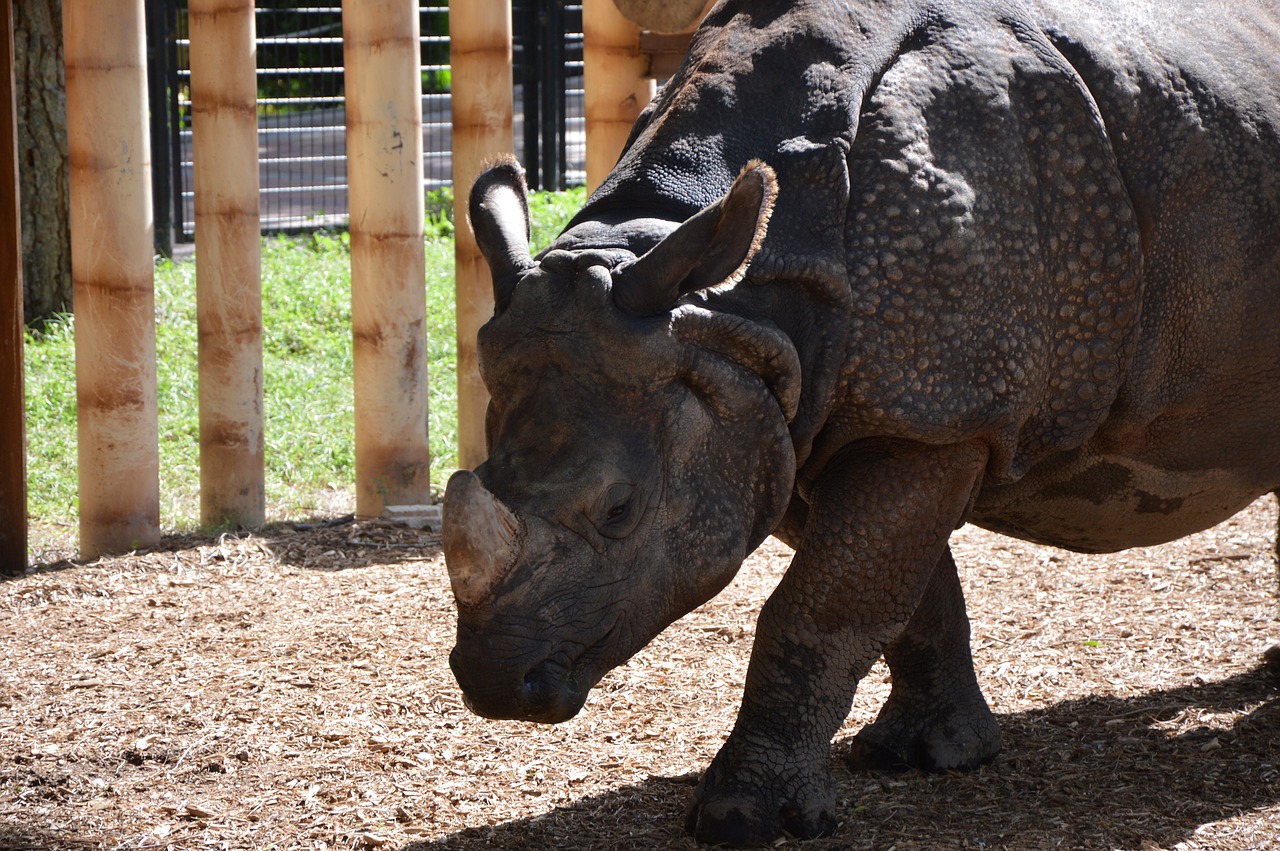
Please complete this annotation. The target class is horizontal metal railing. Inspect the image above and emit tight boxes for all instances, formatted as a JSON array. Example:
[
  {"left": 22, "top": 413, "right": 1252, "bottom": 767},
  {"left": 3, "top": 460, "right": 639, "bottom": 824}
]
[{"left": 154, "top": 2, "right": 585, "bottom": 241}]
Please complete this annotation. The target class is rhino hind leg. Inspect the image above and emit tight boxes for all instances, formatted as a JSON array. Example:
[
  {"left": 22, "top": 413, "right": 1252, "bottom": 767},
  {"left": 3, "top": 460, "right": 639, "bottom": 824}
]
[{"left": 845, "top": 546, "right": 1002, "bottom": 772}]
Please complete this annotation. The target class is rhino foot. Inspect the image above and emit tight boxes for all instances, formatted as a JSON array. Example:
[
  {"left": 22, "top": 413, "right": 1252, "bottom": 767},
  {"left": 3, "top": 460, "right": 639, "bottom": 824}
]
[
  {"left": 685, "top": 740, "right": 837, "bottom": 847},
  {"left": 845, "top": 546, "right": 1002, "bottom": 773},
  {"left": 1264, "top": 641, "right": 1280, "bottom": 680},
  {"left": 845, "top": 697, "right": 1002, "bottom": 772}
]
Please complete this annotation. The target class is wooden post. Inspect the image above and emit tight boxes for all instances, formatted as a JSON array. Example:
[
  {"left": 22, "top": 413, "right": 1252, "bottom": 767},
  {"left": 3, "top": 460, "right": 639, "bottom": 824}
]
[
  {"left": 611, "top": 0, "right": 714, "bottom": 34},
  {"left": 64, "top": 0, "right": 160, "bottom": 559},
  {"left": 450, "top": 0, "right": 513, "bottom": 471},
  {"left": 1, "top": 0, "right": 25, "bottom": 574},
  {"left": 344, "top": 0, "right": 429, "bottom": 517},
  {"left": 190, "top": 0, "right": 264, "bottom": 529},
  {"left": 584, "top": 0, "right": 654, "bottom": 191}
]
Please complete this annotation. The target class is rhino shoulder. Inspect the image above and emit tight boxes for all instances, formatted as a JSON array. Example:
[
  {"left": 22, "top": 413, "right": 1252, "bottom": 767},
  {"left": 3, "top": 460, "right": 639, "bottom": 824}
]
[{"left": 826, "top": 7, "right": 1144, "bottom": 481}]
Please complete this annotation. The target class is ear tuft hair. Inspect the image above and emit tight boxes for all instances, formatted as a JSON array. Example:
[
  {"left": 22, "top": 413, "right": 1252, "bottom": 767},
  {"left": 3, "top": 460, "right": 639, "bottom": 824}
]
[{"left": 612, "top": 160, "right": 779, "bottom": 317}]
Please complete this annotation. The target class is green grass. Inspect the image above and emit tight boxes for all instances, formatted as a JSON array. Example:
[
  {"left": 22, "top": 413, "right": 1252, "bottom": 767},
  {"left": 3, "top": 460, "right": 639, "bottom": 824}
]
[{"left": 23, "top": 187, "right": 586, "bottom": 547}]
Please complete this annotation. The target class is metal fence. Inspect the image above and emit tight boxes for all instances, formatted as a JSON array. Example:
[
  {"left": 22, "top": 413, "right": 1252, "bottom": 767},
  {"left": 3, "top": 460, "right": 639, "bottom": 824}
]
[
  {"left": 146, "top": 1, "right": 585, "bottom": 251},
  {"left": 513, "top": 0, "right": 585, "bottom": 192}
]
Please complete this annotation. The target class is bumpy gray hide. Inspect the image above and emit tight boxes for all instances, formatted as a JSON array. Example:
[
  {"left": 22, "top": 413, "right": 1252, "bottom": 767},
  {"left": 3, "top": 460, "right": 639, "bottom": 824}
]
[{"left": 444, "top": 0, "right": 1280, "bottom": 845}]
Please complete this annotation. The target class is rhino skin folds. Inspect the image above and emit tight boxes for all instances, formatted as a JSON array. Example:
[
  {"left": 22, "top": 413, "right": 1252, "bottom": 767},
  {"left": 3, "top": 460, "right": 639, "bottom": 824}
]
[{"left": 444, "top": 0, "right": 1280, "bottom": 845}]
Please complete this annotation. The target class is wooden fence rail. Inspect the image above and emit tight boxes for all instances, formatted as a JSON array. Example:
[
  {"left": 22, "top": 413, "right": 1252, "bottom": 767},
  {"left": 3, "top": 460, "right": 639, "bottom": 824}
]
[
  {"left": 2, "top": 0, "right": 709, "bottom": 567},
  {"left": 450, "top": 0, "right": 514, "bottom": 471},
  {"left": 190, "top": 0, "right": 265, "bottom": 529},
  {"left": 65, "top": 0, "right": 161, "bottom": 560},
  {"left": 345, "top": 0, "right": 431, "bottom": 517},
  {"left": 1, "top": 0, "right": 25, "bottom": 575}
]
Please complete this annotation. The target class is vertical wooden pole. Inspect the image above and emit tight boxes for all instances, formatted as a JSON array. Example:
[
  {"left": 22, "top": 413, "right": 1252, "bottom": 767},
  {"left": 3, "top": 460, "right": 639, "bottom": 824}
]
[
  {"left": 64, "top": 0, "right": 160, "bottom": 559},
  {"left": 344, "top": 0, "right": 429, "bottom": 517},
  {"left": 0, "top": 0, "right": 25, "bottom": 574},
  {"left": 450, "top": 0, "right": 512, "bottom": 471},
  {"left": 583, "top": 0, "right": 654, "bottom": 192},
  {"left": 190, "top": 0, "right": 264, "bottom": 529}
]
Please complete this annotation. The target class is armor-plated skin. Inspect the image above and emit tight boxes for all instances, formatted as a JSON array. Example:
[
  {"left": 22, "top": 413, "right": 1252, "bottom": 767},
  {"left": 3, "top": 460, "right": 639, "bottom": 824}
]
[{"left": 442, "top": 0, "right": 1280, "bottom": 845}]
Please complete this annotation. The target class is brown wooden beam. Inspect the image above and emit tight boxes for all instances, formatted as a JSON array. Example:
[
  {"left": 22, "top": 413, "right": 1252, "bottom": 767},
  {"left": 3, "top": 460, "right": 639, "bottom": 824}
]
[
  {"left": 638, "top": 30, "right": 696, "bottom": 80},
  {"left": 190, "top": 0, "right": 265, "bottom": 529},
  {"left": 0, "top": 0, "right": 26, "bottom": 574},
  {"left": 345, "top": 0, "right": 430, "bottom": 514},
  {"left": 451, "top": 0, "right": 513, "bottom": 471},
  {"left": 584, "top": 0, "right": 655, "bottom": 191},
  {"left": 65, "top": 0, "right": 160, "bottom": 559}
]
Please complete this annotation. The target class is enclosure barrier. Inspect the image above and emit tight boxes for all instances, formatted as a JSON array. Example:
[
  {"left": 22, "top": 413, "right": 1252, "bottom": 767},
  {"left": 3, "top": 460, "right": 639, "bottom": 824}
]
[
  {"left": 345, "top": 0, "right": 431, "bottom": 516},
  {"left": 1, "top": 0, "right": 25, "bottom": 575},
  {"left": 450, "top": 0, "right": 514, "bottom": 471},
  {"left": 1, "top": 0, "right": 713, "bottom": 567},
  {"left": 51, "top": 0, "right": 434, "bottom": 561},
  {"left": 582, "top": 0, "right": 654, "bottom": 191},
  {"left": 190, "top": 0, "right": 265, "bottom": 530},
  {"left": 65, "top": 0, "right": 162, "bottom": 560}
]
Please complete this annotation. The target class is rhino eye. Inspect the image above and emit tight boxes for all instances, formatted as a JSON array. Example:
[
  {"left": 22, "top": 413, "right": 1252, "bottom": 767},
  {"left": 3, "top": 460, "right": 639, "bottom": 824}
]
[{"left": 594, "top": 482, "right": 638, "bottom": 538}]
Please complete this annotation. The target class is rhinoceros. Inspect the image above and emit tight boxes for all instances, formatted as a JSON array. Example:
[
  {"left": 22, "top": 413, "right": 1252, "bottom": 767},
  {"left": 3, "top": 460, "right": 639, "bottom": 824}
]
[{"left": 441, "top": 0, "right": 1280, "bottom": 844}]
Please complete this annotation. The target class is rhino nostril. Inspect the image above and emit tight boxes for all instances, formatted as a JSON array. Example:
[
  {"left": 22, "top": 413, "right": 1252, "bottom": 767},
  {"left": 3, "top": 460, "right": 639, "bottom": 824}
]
[
  {"left": 522, "top": 661, "right": 553, "bottom": 701},
  {"left": 522, "top": 658, "right": 571, "bottom": 713}
]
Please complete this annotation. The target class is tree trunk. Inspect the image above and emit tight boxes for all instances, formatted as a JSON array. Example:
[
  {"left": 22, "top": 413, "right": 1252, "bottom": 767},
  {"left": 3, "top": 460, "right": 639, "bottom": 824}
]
[{"left": 14, "top": 0, "right": 71, "bottom": 322}]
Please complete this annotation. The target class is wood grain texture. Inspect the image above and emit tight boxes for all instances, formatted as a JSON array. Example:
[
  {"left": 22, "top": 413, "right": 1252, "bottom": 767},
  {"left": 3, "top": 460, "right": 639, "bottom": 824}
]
[
  {"left": 190, "top": 0, "right": 264, "bottom": 529},
  {"left": 64, "top": 0, "right": 159, "bottom": 558},
  {"left": 450, "top": 0, "right": 513, "bottom": 470},
  {"left": 344, "top": 0, "right": 429, "bottom": 516},
  {"left": 584, "top": 0, "right": 654, "bottom": 191},
  {"left": 1, "top": 0, "right": 27, "bottom": 573}
]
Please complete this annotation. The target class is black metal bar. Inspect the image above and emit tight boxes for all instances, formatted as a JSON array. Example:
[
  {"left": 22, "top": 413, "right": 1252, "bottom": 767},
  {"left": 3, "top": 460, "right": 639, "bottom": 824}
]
[
  {"left": 540, "top": 0, "right": 564, "bottom": 189},
  {"left": 519, "top": 0, "right": 542, "bottom": 188},
  {"left": 564, "top": 3, "right": 584, "bottom": 185},
  {"left": 167, "top": 0, "right": 187, "bottom": 242},
  {"left": 145, "top": 0, "right": 173, "bottom": 257}
]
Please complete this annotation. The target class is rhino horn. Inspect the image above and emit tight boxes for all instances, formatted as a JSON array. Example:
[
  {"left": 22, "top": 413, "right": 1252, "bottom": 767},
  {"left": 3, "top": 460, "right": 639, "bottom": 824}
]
[
  {"left": 442, "top": 470, "right": 526, "bottom": 607},
  {"left": 612, "top": 160, "right": 777, "bottom": 317},
  {"left": 469, "top": 156, "right": 535, "bottom": 314}
]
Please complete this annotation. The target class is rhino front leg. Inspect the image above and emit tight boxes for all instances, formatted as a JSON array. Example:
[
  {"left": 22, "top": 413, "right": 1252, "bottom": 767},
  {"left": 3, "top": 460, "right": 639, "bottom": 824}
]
[
  {"left": 686, "top": 439, "right": 988, "bottom": 847},
  {"left": 845, "top": 545, "right": 1001, "bottom": 771}
]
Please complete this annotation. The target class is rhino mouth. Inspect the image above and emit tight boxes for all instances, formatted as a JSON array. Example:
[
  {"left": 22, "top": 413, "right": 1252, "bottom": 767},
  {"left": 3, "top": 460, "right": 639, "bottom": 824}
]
[{"left": 450, "top": 621, "right": 621, "bottom": 724}]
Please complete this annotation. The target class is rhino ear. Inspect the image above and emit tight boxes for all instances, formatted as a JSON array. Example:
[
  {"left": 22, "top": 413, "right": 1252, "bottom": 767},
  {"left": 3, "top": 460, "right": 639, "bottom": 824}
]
[
  {"left": 469, "top": 156, "right": 535, "bottom": 314},
  {"left": 612, "top": 161, "right": 777, "bottom": 317}
]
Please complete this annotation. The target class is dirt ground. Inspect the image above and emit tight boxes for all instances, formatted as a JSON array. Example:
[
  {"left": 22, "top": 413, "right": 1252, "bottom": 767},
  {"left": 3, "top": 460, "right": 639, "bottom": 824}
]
[{"left": 1, "top": 496, "right": 1277, "bottom": 851}]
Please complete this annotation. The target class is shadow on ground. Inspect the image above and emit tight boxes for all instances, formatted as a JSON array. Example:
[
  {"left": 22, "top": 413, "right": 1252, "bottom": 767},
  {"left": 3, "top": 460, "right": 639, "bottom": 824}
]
[
  {"left": 407, "top": 668, "right": 1280, "bottom": 850},
  {"left": 13, "top": 515, "right": 442, "bottom": 579}
]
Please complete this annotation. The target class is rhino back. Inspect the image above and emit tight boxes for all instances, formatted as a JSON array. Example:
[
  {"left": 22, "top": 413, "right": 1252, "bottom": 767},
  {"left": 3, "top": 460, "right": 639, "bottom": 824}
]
[
  {"left": 1031, "top": 0, "right": 1280, "bottom": 466},
  {"left": 963, "top": 0, "right": 1280, "bottom": 548},
  {"left": 562, "top": 0, "right": 1280, "bottom": 546},
  {"left": 812, "top": 4, "right": 1154, "bottom": 483},
  {"left": 580, "top": 0, "right": 895, "bottom": 220}
]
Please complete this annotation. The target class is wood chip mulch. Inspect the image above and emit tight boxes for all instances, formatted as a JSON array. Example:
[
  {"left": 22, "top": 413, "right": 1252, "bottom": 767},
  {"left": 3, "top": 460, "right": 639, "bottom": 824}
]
[{"left": 1, "top": 498, "right": 1277, "bottom": 850}]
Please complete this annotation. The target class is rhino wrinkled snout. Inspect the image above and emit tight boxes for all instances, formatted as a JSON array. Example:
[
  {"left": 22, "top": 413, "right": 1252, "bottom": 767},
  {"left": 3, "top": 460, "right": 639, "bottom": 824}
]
[
  {"left": 442, "top": 470, "right": 526, "bottom": 607},
  {"left": 449, "top": 643, "right": 586, "bottom": 724},
  {"left": 520, "top": 658, "right": 584, "bottom": 722}
]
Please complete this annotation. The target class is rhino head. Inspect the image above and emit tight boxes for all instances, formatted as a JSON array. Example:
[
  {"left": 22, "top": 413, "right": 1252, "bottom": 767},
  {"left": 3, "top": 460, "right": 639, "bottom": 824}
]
[{"left": 443, "top": 157, "right": 802, "bottom": 723}]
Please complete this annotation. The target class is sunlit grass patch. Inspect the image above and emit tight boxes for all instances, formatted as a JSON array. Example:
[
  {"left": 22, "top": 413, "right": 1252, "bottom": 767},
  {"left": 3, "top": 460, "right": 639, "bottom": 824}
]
[{"left": 23, "top": 188, "right": 585, "bottom": 550}]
